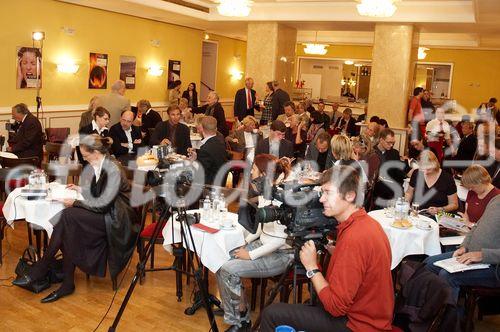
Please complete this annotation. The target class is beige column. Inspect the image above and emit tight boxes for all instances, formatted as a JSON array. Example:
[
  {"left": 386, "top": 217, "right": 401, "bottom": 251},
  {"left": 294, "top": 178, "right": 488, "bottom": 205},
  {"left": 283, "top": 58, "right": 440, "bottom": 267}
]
[
  {"left": 246, "top": 22, "right": 297, "bottom": 98},
  {"left": 368, "top": 24, "right": 419, "bottom": 128}
]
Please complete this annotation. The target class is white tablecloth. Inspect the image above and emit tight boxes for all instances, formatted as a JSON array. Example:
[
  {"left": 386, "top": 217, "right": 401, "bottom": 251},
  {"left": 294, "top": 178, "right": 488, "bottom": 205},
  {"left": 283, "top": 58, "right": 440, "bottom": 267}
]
[
  {"left": 162, "top": 209, "right": 246, "bottom": 273},
  {"left": 368, "top": 209, "right": 442, "bottom": 270},
  {"left": 403, "top": 178, "right": 468, "bottom": 201},
  {"left": 2, "top": 183, "right": 83, "bottom": 237}
]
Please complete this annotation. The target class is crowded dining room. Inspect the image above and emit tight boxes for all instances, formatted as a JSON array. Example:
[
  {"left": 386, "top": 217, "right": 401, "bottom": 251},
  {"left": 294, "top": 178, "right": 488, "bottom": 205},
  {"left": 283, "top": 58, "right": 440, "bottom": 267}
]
[{"left": 1, "top": 0, "right": 500, "bottom": 331}]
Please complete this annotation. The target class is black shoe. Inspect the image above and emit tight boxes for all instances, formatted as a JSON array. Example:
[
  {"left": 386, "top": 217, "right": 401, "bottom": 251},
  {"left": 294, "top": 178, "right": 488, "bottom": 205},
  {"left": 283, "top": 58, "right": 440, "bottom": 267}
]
[
  {"left": 41, "top": 287, "right": 75, "bottom": 303},
  {"left": 224, "top": 321, "right": 251, "bottom": 332}
]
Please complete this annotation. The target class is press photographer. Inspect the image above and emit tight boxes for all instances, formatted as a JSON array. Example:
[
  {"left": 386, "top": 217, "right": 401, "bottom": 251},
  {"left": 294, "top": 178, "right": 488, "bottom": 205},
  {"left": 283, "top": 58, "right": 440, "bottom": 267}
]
[
  {"left": 216, "top": 154, "right": 294, "bottom": 332},
  {"left": 261, "top": 165, "right": 394, "bottom": 332}
]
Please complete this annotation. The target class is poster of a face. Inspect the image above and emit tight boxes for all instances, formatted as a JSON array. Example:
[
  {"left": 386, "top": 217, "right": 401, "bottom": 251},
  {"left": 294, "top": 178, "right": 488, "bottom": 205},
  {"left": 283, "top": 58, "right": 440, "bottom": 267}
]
[
  {"left": 120, "top": 56, "right": 136, "bottom": 89},
  {"left": 168, "top": 60, "right": 181, "bottom": 89},
  {"left": 89, "top": 53, "right": 108, "bottom": 89},
  {"left": 16, "top": 47, "right": 42, "bottom": 89}
]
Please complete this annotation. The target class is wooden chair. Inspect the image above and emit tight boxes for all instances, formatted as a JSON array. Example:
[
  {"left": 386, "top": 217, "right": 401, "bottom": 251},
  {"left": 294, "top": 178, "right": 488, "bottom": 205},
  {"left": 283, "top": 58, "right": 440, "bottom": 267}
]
[
  {"left": 225, "top": 141, "right": 247, "bottom": 188},
  {"left": 43, "top": 162, "right": 82, "bottom": 185},
  {"left": 464, "top": 286, "right": 500, "bottom": 332},
  {"left": 45, "top": 128, "right": 70, "bottom": 144},
  {"left": 45, "top": 142, "right": 74, "bottom": 162}
]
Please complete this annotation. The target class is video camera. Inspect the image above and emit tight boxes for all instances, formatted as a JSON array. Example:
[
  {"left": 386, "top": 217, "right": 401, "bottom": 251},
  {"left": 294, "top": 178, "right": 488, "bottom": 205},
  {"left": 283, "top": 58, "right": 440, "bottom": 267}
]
[{"left": 240, "top": 182, "right": 336, "bottom": 251}]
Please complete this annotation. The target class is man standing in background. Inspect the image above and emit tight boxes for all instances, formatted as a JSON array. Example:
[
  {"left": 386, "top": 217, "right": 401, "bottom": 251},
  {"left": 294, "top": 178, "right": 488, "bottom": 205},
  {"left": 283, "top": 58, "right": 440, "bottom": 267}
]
[
  {"left": 234, "top": 77, "right": 259, "bottom": 121},
  {"left": 95, "top": 80, "right": 131, "bottom": 125},
  {"left": 271, "top": 80, "right": 290, "bottom": 120}
]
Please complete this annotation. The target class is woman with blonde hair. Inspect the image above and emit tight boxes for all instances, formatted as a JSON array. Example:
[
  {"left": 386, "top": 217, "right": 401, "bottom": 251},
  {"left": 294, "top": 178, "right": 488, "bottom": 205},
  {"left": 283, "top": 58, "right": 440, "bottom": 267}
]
[
  {"left": 331, "top": 135, "right": 368, "bottom": 182},
  {"left": 460, "top": 164, "right": 499, "bottom": 225},
  {"left": 405, "top": 150, "right": 458, "bottom": 215}
]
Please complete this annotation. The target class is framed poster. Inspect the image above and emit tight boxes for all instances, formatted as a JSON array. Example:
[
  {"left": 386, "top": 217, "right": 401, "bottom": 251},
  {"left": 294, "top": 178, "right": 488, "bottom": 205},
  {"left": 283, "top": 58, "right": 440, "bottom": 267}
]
[
  {"left": 89, "top": 52, "right": 108, "bottom": 89},
  {"left": 16, "top": 46, "right": 42, "bottom": 89},
  {"left": 120, "top": 55, "right": 136, "bottom": 89},
  {"left": 167, "top": 60, "right": 181, "bottom": 89}
]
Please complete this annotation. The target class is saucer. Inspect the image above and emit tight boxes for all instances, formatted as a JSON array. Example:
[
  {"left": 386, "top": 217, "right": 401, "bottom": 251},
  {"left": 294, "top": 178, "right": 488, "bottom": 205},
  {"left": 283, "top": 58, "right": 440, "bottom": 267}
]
[
  {"left": 220, "top": 224, "right": 235, "bottom": 230},
  {"left": 416, "top": 224, "right": 432, "bottom": 231}
]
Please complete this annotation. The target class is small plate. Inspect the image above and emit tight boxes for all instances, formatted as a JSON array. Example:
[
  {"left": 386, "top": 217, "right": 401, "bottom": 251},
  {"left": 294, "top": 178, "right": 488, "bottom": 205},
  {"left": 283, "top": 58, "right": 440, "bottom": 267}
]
[{"left": 391, "top": 221, "right": 413, "bottom": 229}]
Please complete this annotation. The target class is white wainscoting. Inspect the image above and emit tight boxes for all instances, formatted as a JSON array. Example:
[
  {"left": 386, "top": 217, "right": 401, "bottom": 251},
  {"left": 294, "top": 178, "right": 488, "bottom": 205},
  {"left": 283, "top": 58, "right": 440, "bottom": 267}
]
[{"left": 0, "top": 99, "right": 236, "bottom": 143}]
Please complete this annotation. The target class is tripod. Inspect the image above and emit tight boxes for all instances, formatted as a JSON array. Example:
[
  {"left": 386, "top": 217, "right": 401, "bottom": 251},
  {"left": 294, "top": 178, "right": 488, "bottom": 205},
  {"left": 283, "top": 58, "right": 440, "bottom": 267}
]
[
  {"left": 251, "top": 247, "right": 320, "bottom": 331},
  {"left": 108, "top": 196, "right": 219, "bottom": 332}
]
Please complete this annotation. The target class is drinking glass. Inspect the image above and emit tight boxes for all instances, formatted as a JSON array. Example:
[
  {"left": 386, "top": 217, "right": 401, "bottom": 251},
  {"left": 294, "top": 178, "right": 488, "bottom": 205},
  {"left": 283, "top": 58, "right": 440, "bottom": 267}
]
[{"left": 411, "top": 203, "right": 420, "bottom": 218}]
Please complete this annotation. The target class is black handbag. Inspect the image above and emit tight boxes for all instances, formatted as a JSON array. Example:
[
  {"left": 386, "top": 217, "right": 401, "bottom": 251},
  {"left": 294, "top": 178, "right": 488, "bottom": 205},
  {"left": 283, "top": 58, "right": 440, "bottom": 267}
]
[{"left": 14, "top": 246, "right": 50, "bottom": 293}]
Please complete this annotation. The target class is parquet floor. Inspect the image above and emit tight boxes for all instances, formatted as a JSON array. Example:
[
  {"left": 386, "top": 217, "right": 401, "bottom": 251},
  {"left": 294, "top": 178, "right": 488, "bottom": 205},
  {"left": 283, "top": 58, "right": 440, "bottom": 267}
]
[{"left": 1, "top": 220, "right": 499, "bottom": 332}]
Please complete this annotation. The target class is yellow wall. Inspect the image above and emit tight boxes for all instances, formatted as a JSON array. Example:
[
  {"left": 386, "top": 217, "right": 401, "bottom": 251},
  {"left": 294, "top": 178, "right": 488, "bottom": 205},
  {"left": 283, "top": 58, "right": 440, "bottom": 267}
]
[
  {"left": 0, "top": 0, "right": 246, "bottom": 109},
  {"left": 297, "top": 44, "right": 500, "bottom": 112}
]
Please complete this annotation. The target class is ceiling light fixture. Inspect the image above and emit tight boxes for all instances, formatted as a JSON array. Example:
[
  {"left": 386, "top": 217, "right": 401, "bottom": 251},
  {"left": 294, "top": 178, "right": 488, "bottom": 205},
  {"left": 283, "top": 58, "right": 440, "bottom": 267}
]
[
  {"left": 303, "top": 32, "right": 329, "bottom": 55},
  {"left": 354, "top": 63, "right": 363, "bottom": 67},
  {"left": 418, "top": 47, "right": 430, "bottom": 60},
  {"left": 217, "top": 0, "right": 252, "bottom": 17},
  {"left": 344, "top": 60, "right": 354, "bottom": 65},
  {"left": 357, "top": 0, "right": 398, "bottom": 18}
]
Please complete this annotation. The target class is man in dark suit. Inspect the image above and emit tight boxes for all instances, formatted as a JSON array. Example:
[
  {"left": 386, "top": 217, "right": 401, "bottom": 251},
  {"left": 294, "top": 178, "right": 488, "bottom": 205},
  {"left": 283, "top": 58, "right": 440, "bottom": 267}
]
[
  {"left": 188, "top": 116, "right": 228, "bottom": 186},
  {"left": 137, "top": 99, "right": 162, "bottom": 146},
  {"left": 454, "top": 122, "right": 477, "bottom": 161},
  {"left": 193, "top": 91, "right": 229, "bottom": 137},
  {"left": 150, "top": 106, "right": 191, "bottom": 155},
  {"left": 271, "top": 81, "right": 290, "bottom": 120},
  {"left": 234, "top": 77, "right": 260, "bottom": 121},
  {"left": 333, "top": 108, "right": 357, "bottom": 137},
  {"left": 373, "top": 128, "right": 406, "bottom": 208},
  {"left": 255, "top": 120, "right": 293, "bottom": 159},
  {"left": 7, "top": 103, "right": 44, "bottom": 161},
  {"left": 109, "top": 110, "right": 143, "bottom": 162},
  {"left": 305, "top": 131, "right": 334, "bottom": 172}
]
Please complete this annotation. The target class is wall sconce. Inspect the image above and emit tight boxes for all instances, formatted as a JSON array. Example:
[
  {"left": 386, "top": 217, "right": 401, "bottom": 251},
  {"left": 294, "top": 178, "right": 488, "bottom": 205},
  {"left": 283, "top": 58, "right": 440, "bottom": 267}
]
[
  {"left": 204, "top": 33, "right": 210, "bottom": 40},
  {"left": 418, "top": 47, "right": 429, "bottom": 60},
  {"left": 57, "top": 62, "right": 79, "bottom": 74},
  {"left": 148, "top": 66, "right": 163, "bottom": 76},
  {"left": 230, "top": 67, "right": 243, "bottom": 81},
  {"left": 32, "top": 31, "right": 45, "bottom": 41}
]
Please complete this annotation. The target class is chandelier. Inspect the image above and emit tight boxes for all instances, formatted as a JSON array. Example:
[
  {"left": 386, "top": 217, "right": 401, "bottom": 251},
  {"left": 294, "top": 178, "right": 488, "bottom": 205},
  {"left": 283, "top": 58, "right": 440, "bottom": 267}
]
[
  {"left": 303, "top": 31, "right": 329, "bottom": 55},
  {"left": 217, "top": 0, "right": 253, "bottom": 17},
  {"left": 357, "top": 0, "right": 399, "bottom": 18},
  {"left": 303, "top": 43, "right": 328, "bottom": 55}
]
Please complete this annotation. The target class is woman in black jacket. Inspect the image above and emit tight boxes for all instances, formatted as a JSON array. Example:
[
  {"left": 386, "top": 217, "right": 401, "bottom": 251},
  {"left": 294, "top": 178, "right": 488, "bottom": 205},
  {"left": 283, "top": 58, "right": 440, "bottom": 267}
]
[
  {"left": 13, "top": 135, "right": 139, "bottom": 303},
  {"left": 181, "top": 82, "right": 198, "bottom": 108}
]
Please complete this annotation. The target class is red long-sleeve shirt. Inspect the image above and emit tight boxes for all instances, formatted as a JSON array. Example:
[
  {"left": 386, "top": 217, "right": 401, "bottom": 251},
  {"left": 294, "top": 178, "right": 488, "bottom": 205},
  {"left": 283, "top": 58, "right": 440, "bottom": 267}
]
[{"left": 318, "top": 209, "right": 394, "bottom": 331}]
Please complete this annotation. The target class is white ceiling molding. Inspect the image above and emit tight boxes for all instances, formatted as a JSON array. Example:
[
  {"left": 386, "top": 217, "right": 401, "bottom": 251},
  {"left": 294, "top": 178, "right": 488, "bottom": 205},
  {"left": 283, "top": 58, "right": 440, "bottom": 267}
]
[{"left": 297, "top": 31, "right": 481, "bottom": 48}]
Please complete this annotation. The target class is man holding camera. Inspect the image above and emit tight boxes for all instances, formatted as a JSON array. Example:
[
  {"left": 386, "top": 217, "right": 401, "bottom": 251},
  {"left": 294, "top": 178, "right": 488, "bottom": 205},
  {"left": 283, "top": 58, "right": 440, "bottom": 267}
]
[{"left": 261, "top": 166, "right": 394, "bottom": 332}]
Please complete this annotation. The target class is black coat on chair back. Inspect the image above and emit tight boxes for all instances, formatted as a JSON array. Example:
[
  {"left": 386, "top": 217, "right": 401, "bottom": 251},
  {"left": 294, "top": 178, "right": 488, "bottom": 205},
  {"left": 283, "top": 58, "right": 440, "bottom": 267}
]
[{"left": 73, "top": 156, "right": 139, "bottom": 279}]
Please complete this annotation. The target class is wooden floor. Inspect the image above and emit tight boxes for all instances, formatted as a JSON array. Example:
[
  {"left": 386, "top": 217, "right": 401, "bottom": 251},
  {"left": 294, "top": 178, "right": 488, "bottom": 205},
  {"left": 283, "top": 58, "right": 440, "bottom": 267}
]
[{"left": 1, "top": 220, "right": 500, "bottom": 332}]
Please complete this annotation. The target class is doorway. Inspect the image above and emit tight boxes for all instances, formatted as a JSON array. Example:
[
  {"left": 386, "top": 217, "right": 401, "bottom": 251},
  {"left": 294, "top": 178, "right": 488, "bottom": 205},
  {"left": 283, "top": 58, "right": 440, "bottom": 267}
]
[{"left": 200, "top": 41, "right": 218, "bottom": 103}]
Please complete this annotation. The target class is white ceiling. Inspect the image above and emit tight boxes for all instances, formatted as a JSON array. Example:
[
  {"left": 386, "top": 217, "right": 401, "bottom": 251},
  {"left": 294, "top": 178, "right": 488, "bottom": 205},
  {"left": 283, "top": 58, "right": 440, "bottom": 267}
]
[{"left": 57, "top": 0, "right": 500, "bottom": 48}]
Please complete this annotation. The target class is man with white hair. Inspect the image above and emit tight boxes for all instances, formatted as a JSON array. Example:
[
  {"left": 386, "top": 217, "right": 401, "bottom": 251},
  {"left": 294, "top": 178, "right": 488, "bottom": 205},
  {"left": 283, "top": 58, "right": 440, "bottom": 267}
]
[
  {"left": 95, "top": 80, "right": 131, "bottom": 125},
  {"left": 193, "top": 90, "right": 229, "bottom": 136},
  {"left": 234, "top": 77, "right": 259, "bottom": 121}
]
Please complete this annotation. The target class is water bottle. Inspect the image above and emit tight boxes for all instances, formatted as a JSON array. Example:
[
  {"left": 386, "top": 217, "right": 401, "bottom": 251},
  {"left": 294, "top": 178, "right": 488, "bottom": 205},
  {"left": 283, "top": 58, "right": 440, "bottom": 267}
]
[
  {"left": 212, "top": 191, "right": 220, "bottom": 222},
  {"left": 202, "top": 195, "right": 211, "bottom": 223}
]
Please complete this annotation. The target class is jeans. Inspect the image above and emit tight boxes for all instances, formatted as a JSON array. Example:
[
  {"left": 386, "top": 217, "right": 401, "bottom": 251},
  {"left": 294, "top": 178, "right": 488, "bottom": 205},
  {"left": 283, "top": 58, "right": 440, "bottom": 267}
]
[
  {"left": 424, "top": 252, "right": 500, "bottom": 303},
  {"left": 261, "top": 303, "right": 350, "bottom": 332},
  {"left": 215, "top": 240, "right": 293, "bottom": 326}
]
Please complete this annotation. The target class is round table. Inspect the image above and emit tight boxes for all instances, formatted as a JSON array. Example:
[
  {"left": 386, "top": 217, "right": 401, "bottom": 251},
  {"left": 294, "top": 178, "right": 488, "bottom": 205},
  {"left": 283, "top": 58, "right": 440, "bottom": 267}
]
[
  {"left": 2, "top": 182, "right": 83, "bottom": 238},
  {"left": 368, "top": 209, "right": 442, "bottom": 270},
  {"left": 162, "top": 209, "right": 246, "bottom": 273}
]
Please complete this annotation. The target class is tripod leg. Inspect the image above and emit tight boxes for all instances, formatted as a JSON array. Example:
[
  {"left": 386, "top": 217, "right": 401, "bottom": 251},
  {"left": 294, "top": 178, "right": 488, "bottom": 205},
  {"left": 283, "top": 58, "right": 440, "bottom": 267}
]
[
  {"left": 173, "top": 245, "right": 184, "bottom": 302},
  {"left": 252, "top": 261, "right": 295, "bottom": 331}
]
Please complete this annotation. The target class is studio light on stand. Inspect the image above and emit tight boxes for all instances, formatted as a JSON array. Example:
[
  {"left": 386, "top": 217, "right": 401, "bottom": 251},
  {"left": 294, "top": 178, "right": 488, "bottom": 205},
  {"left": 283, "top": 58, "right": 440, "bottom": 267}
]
[{"left": 32, "top": 31, "right": 45, "bottom": 119}]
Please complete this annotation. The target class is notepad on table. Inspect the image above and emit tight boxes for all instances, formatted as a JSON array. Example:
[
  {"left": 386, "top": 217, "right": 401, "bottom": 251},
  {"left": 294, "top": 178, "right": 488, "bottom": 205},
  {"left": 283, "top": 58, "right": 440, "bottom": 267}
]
[{"left": 433, "top": 257, "right": 490, "bottom": 273}]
